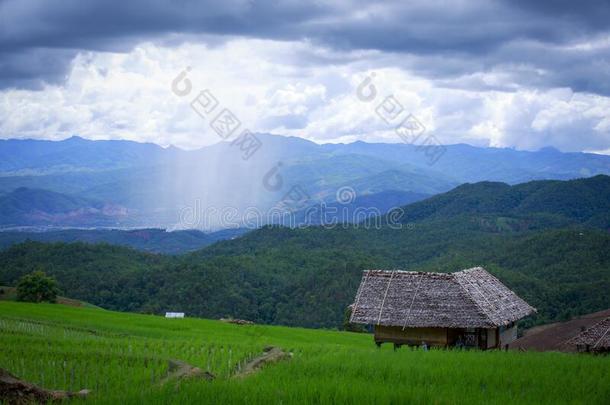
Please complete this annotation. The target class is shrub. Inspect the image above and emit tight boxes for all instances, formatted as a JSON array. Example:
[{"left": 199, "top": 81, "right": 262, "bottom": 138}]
[{"left": 16, "top": 271, "right": 60, "bottom": 303}]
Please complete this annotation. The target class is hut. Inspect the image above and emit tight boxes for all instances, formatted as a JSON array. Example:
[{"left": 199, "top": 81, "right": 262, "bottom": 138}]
[
  {"left": 509, "top": 308, "right": 610, "bottom": 352},
  {"left": 349, "top": 267, "right": 536, "bottom": 349},
  {"left": 562, "top": 317, "right": 610, "bottom": 353},
  {"left": 165, "top": 312, "right": 185, "bottom": 318}
]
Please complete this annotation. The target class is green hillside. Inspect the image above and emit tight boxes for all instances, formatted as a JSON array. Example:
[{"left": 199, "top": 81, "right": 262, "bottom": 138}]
[
  {"left": 0, "top": 176, "right": 609, "bottom": 329},
  {"left": 391, "top": 175, "right": 610, "bottom": 229},
  {"left": 0, "top": 223, "right": 608, "bottom": 329},
  {"left": 0, "top": 302, "right": 608, "bottom": 404},
  {"left": 0, "top": 285, "right": 99, "bottom": 308}
]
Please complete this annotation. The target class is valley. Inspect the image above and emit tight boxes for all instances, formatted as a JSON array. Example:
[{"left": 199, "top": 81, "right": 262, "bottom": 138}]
[{"left": 1, "top": 175, "right": 608, "bottom": 329}]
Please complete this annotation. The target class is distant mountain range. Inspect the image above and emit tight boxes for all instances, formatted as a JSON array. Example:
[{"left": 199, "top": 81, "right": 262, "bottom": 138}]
[
  {"left": 0, "top": 175, "right": 608, "bottom": 255},
  {"left": 0, "top": 187, "right": 129, "bottom": 227},
  {"left": 1, "top": 134, "right": 609, "bottom": 229}
]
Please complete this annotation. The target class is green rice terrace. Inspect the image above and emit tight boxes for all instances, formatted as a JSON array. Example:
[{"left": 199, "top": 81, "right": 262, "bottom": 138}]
[{"left": 0, "top": 302, "right": 609, "bottom": 404}]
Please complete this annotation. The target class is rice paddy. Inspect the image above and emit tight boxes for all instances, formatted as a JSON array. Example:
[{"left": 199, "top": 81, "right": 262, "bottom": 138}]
[{"left": 0, "top": 301, "right": 608, "bottom": 404}]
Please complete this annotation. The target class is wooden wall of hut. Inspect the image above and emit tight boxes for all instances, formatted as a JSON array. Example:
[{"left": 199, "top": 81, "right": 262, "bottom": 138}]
[
  {"left": 374, "top": 325, "right": 506, "bottom": 349},
  {"left": 499, "top": 323, "right": 518, "bottom": 348},
  {"left": 374, "top": 325, "right": 449, "bottom": 346}
]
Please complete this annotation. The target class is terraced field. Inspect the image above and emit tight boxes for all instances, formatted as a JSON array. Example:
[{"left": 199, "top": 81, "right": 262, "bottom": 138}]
[{"left": 0, "top": 302, "right": 608, "bottom": 404}]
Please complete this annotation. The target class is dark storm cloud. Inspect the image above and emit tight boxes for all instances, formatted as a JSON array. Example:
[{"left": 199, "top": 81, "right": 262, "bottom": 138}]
[
  {"left": 0, "top": 0, "right": 327, "bottom": 86},
  {"left": 0, "top": 48, "right": 78, "bottom": 89},
  {"left": 1, "top": 0, "right": 609, "bottom": 94},
  {"left": 510, "top": 0, "right": 610, "bottom": 31}
]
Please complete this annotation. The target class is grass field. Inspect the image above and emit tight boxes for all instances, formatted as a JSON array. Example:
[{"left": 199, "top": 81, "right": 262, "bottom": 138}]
[
  {"left": 0, "top": 302, "right": 609, "bottom": 404},
  {"left": 0, "top": 286, "right": 100, "bottom": 309}
]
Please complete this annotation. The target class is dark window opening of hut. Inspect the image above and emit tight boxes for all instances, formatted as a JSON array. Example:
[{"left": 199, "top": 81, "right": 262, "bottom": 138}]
[{"left": 349, "top": 267, "right": 536, "bottom": 350}]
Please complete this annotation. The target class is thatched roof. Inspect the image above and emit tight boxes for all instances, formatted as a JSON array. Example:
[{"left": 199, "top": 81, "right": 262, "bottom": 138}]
[
  {"left": 563, "top": 317, "right": 610, "bottom": 351},
  {"left": 350, "top": 267, "right": 535, "bottom": 328},
  {"left": 509, "top": 308, "right": 610, "bottom": 352}
]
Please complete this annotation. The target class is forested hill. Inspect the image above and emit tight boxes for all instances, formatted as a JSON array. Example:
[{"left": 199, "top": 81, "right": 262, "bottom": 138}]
[
  {"left": 390, "top": 174, "right": 610, "bottom": 228},
  {"left": 0, "top": 176, "right": 609, "bottom": 329}
]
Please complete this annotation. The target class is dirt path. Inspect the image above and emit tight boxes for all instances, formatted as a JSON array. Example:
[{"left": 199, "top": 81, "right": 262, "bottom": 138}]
[
  {"left": 0, "top": 368, "right": 90, "bottom": 404},
  {"left": 233, "top": 346, "right": 292, "bottom": 378},
  {"left": 158, "top": 359, "right": 215, "bottom": 386}
]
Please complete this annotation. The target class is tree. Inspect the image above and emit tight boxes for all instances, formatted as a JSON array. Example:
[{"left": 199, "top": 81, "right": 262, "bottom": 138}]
[
  {"left": 342, "top": 307, "right": 366, "bottom": 333},
  {"left": 16, "top": 271, "right": 60, "bottom": 303}
]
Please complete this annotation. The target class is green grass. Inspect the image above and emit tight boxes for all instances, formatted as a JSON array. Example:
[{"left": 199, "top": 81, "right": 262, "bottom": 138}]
[
  {"left": 0, "top": 302, "right": 608, "bottom": 404},
  {"left": 0, "top": 285, "right": 100, "bottom": 308}
]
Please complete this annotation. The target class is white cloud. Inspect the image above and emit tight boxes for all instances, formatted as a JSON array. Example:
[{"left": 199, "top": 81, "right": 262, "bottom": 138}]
[{"left": 0, "top": 38, "right": 609, "bottom": 153}]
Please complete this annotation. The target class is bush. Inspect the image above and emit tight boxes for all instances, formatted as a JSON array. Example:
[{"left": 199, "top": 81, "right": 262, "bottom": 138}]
[
  {"left": 342, "top": 307, "right": 366, "bottom": 332},
  {"left": 16, "top": 271, "right": 60, "bottom": 303}
]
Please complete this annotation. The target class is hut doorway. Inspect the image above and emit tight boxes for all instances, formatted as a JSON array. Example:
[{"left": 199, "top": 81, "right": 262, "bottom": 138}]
[{"left": 449, "top": 328, "right": 488, "bottom": 349}]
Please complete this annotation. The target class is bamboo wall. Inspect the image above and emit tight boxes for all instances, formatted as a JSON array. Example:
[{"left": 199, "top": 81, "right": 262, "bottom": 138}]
[
  {"left": 375, "top": 325, "right": 504, "bottom": 349},
  {"left": 499, "top": 324, "right": 518, "bottom": 348},
  {"left": 374, "top": 325, "right": 449, "bottom": 346},
  {"left": 487, "top": 328, "right": 498, "bottom": 349}
]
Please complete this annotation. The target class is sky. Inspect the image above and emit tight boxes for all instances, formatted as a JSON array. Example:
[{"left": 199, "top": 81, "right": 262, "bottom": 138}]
[{"left": 1, "top": 0, "right": 610, "bottom": 153}]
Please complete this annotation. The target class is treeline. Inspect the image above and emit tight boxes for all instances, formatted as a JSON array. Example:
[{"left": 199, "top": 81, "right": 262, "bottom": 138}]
[
  {"left": 0, "top": 222, "right": 608, "bottom": 329},
  {"left": 1, "top": 175, "right": 609, "bottom": 329}
]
